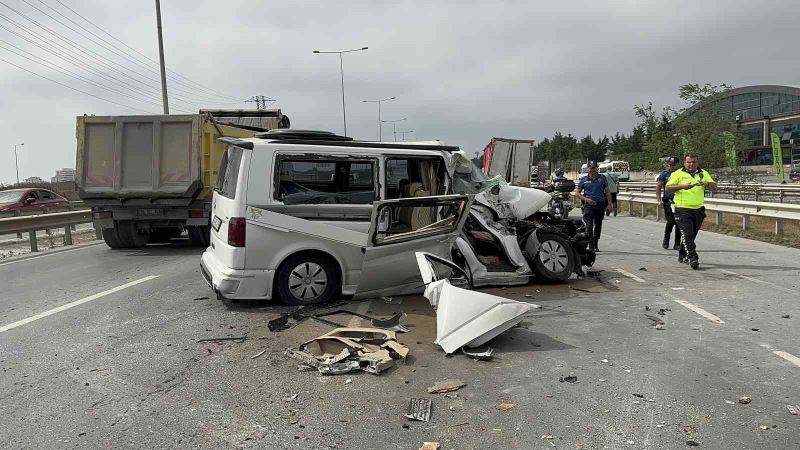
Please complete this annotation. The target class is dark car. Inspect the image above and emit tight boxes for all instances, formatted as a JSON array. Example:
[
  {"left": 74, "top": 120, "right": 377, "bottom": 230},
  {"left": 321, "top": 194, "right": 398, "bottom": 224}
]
[
  {"left": 0, "top": 188, "right": 69, "bottom": 212},
  {"left": 790, "top": 168, "right": 800, "bottom": 182}
]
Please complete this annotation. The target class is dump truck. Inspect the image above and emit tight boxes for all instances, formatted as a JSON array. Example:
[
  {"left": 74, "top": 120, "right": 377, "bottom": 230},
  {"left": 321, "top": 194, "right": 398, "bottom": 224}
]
[
  {"left": 481, "top": 137, "right": 536, "bottom": 186},
  {"left": 76, "top": 109, "right": 290, "bottom": 248}
]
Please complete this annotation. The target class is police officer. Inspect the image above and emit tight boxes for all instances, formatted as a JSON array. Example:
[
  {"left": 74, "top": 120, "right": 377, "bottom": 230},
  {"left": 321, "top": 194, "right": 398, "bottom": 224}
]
[
  {"left": 574, "top": 161, "right": 613, "bottom": 252},
  {"left": 665, "top": 154, "right": 716, "bottom": 269},
  {"left": 602, "top": 170, "right": 619, "bottom": 216},
  {"left": 655, "top": 156, "right": 682, "bottom": 249}
]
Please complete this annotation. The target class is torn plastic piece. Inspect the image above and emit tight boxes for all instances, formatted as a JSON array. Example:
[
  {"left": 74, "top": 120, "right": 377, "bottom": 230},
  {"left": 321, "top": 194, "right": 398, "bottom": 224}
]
[
  {"left": 419, "top": 443, "right": 440, "bottom": 450},
  {"left": 787, "top": 405, "right": 799, "bottom": 415},
  {"left": 462, "top": 345, "right": 494, "bottom": 360},
  {"left": 405, "top": 398, "right": 432, "bottom": 421},
  {"left": 268, "top": 305, "right": 407, "bottom": 332},
  {"left": 415, "top": 252, "right": 537, "bottom": 354}
]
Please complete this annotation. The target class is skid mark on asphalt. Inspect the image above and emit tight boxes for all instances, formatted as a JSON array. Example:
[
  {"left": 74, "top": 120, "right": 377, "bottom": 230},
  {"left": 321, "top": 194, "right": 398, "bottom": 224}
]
[
  {"left": 715, "top": 268, "right": 795, "bottom": 294},
  {"left": 613, "top": 268, "right": 646, "bottom": 283},
  {"left": 0, "top": 275, "right": 159, "bottom": 333}
]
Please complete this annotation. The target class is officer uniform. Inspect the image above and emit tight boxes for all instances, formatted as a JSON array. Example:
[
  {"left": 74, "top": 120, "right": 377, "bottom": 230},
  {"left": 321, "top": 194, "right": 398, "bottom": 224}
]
[
  {"left": 666, "top": 167, "right": 715, "bottom": 266},
  {"left": 577, "top": 172, "right": 608, "bottom": 251},
  {"left": 657, "top": 168, "right": 681, "bottom": 249}
]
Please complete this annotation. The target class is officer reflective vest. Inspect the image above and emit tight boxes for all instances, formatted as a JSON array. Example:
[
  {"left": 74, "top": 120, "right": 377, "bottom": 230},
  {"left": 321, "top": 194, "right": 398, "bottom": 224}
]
[{"left": 666, "top": 168, "right": 715, "bottom": 209}]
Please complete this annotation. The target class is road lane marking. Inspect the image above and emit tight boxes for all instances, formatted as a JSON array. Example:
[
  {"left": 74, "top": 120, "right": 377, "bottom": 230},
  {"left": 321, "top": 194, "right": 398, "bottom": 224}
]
[
  {"left": 773, "top": 351, "right": 800, "bottom": 368},
  {"left": 0, "top": 242, "right": 104, "bottom": 268},
  {"left": 671, "top": 299, "right": 724, "bottom": 324},
  {"left": 613, "top": 268, "right": 646, "bottom": 283},
  {"left": 716, "top": 269, "right": 795, "bottom": 295},
  {"left": 0, "top": 275, "right": 159, "bottom": 334}
]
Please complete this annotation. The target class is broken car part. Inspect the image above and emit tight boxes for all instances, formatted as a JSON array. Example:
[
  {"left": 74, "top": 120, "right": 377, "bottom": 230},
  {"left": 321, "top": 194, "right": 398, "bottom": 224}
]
[
  {"left": 268, "top": 303, "right": 406, "bottom": 332},
  {"left": 415, "top": 252, "right": 538, "bottom": 354},
  {"left": 285, "top": 327, "right": 409, "bottom": 375},
  {"left": 462, "top": 345, "right": 494, "bottom": 360},
  {"left": 427, "top": 379, "right": 467, "bottom": 394},
  {"left": 405, "top": 398, "right": 432, "bottom": 422}
]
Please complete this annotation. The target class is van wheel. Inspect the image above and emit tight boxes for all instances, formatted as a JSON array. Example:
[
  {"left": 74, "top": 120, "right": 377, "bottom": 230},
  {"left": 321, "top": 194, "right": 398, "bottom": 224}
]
[
  {"left": 101, "top": 227, "right": 125, "bottom": 249},
  {"left": 188, "top": 226, "right": 210, "bottom": 247},
  {"left": 532, "top": 233, "right": 574, "bottom": 282},
  {"left": 276, "top": 255, "right": 340, "bottom": 305},
  {"left": 117, "top": 221, "right": 149, "bottom": 248}
]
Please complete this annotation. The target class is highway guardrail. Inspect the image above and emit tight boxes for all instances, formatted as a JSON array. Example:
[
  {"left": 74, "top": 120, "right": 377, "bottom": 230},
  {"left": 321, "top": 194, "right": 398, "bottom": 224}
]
[
  {"left": 618, "top": 181, "right": 800, "bottom": 203},
  {"left": 615, "top": 191, "right": 800, "bottom": 235},
  {"left": 0, "top": 210, "right": 95, "bottom": 252}
]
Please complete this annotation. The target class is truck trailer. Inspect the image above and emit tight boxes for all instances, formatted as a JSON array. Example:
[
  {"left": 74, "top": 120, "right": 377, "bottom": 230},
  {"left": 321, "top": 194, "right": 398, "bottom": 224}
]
[{"left": 76, "top": 109, "right": 289, "bottom": 248}]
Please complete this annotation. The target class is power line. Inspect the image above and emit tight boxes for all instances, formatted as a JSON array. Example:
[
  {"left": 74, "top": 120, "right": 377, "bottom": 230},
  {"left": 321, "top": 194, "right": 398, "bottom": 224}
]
[
  {"left": 3, "top": 1, "right": 228, "bottom": 105},
  {"left": 44, "top": 0, "right": 240, "bottom": 102},
  {"left": 0, "top": 39, "right": 193, "bottom": 112},
  {"left": 0, "top": 55, "right": 154, "bottom": 113},
  {"left": 0, "top": 11, "right": 217, "bottom": 110}
]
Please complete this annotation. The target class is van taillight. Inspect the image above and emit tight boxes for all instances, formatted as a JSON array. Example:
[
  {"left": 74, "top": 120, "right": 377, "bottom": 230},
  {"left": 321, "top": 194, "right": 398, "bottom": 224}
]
[{"left": 228, "top": 217, "right": 246, "bottom": 247}]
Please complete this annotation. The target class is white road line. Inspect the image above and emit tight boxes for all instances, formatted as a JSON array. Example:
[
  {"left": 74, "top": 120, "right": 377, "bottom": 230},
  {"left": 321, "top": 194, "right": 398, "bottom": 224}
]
[
  {"left": 0, "top": 242, "right": 104, "bottom": 268},
  {"left": 613, "top": 268, "right": 646, "bottom": 283},
  {"left": 716, "top": 268, "right": 795, "bottom": 295},
  {"left": 773, "top": 351, "right": 800, "bottom": 368},
  {"left": 671, "top": 298, "right": 724, "bottom": 324},
  {"left": 0, "top": 275, "right": 159, "bottom": 334}
]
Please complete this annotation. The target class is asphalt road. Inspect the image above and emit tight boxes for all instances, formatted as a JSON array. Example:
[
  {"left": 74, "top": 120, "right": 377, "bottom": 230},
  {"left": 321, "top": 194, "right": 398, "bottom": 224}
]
[{"left": 0, "top": 217, "right": 798, "bottom": 449}]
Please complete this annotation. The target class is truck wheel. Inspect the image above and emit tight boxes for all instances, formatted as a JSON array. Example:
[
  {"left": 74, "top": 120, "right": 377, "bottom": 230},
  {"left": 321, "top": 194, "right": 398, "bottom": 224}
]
[
  {"left": 276, "top": 254, "right": 340, "bottom": 305},
  {"left": 101, "top": 227, "right": 125, "bottom": 249},
  {"left": 532, "top": 232, "right": 574, "bottom": 282},
  {"left": 188, "top": 226, "right": 210, "bottom": 247},
  {"left": 118, "top": 221, "right": 149, "bottom": 248}
]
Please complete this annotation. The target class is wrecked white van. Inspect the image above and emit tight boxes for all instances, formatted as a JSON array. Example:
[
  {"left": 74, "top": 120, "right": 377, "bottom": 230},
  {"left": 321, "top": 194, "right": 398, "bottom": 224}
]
[
  {"left": 200, "top": 130, "right": 593, "bottom": 304},
  {"left": 201, "top": 130, "right": 474, "bottom": 304}
]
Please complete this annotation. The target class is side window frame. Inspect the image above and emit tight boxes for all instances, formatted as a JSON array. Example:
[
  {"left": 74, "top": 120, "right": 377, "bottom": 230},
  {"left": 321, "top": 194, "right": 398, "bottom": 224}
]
[
  {"left": 384, "top": 155, "right": 449, "bottom": 199},
  {"left": 272, "top": 153, "right": 381, "bottom": 204}
]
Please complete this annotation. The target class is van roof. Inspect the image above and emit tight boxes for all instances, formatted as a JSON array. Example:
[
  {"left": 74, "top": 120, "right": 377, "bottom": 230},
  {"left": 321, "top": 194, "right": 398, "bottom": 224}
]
[{"left": 220, "top": 129, "right": 462, "bottom": 153}]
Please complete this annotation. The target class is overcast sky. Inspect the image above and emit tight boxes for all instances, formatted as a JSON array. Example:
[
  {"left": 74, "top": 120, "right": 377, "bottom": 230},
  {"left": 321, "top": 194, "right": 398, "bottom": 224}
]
[{"left": 1, "top": 0, "right": 798, "bottom": 184}]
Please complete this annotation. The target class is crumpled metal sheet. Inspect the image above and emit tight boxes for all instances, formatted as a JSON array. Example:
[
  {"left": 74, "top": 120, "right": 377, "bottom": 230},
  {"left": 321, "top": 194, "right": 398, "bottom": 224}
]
[
  {"left": 405, "top": 398, "right": 432, "bottom": 422},
  {"left": 284, "top": 327, "right": 409, "bottom": 376}
]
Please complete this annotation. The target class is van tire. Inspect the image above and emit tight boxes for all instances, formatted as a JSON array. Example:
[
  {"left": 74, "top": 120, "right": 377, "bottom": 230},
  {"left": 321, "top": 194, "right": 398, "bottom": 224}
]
[
  {"left": 102, "top": 227, "right": 125, "bottom": 249},
  {"left": 531, "top": 232, "right": 574, "bottom": 282},
  {"left": 188, "top": 226, "right": 210, "bottom": 247},
  {"left": 276, "top": 254, "right": 340, "bottom": 305}
]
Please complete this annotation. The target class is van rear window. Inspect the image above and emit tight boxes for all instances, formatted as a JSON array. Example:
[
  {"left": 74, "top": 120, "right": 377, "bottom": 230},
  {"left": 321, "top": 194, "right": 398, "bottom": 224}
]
[
  {"left": 216, "top": 146, "right": 244, "bottom": 199},
  {"left": 275, "top": 158, "right": 377, "bottom": 205}
]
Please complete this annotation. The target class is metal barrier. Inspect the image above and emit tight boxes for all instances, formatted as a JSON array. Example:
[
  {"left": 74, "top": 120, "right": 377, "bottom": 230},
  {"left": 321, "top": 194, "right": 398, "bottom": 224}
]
[
  {"left": 618, "top": 182, "right": 800, "bottom": 203},
  {"left": 0, "top": 210, "right": 95, "bottom": 252},
  {"left": 616, "top": 191, "right": 800, "bottom": 235}
]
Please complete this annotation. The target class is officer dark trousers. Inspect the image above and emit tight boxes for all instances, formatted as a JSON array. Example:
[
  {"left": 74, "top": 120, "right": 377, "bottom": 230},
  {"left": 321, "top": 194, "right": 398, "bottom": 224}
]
[
  {"left": 662, "top": 198, "right": 681, "bottom": 247},
  {"left": 582, "top": 202, "right": 606, "bottom": 249},
  {"left": 674, "top": 207, "right": 705, "bottom": 261}
]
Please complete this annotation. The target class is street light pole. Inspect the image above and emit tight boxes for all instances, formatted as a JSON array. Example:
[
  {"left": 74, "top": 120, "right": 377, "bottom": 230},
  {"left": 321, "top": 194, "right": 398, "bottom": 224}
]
[
  {"left": 362, "top": 97, "right": 396, "bottom": 141},
  {"left": 397, "top": 130, "right": 414, "bottom": 141},
  {"left": 14, "top": 142, "right": 24, "bottom": 185},
  {"left": 313, "top": 47, "right": 369, "bottom": 136},
  {"left": 381, "top": 118, "right": 407, "bottom": 142}
]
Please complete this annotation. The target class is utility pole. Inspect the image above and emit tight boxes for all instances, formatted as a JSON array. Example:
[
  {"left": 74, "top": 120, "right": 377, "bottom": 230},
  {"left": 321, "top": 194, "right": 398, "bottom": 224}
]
[
  {"left": 362, "top": 97, "right": 396, "bottom": 141},
  {"left": 14, "top": 143, "right": 24, "bottom": 185},
  {"left": 313, "top": 47, "right": 369, "bottom": 136},
  {"left": 397, "top": 130, "right": 414, "bottom": 141},
  {"left": 246, "top": 96, "right": 276, "bottom": 110},
  {"left": 155, "top": 0, "right": 169, "bottom": 114}
]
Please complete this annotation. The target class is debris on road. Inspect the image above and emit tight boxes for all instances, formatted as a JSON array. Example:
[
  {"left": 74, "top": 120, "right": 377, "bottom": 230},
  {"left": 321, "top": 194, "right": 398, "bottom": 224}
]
[
  {"left": 781, "top": 314, "right": 791, "bottom": 319},
  {"left": 284, "top": 394, "right": 298, "bottom": 402},
  {"left": 786, "top": 405, "right": 799, "bottom": 415},
  {"left": 644, "top": 305, "right": 651, "bottom": 311},
  {"left": 268, "top": 305, "right": 408, "bottom": 333},
  {"left": 197, "top": 336, "right": 247, "bottom": 343},
  {"left": 496, "top": 402, "right": 515, "bottom": 411},
  {"left": 192, "top": 296, "right": 209, "bottom": 301},
  {"left": 632, "top": 393, "right": 644, "bottom": 398},
  {"left": 427, "top": 379, "right": 467, "bottom": 394},
  {"left": 655, "top": 324, "right": 665, "bottom": 330},
  {"left": 344, "top": 378, "right": 352, "bottom": 385},
  {"left": 759, "top": 425, "right": 769, "bottom": 430},
  {"left": 686, "top": 441, "right": 700, "bottom": 447},
  {"left": 559, "top": 375, "right": 578, "bottom": 383},
  {"left": 405, "top": 398, "right": 432, "bottom": 421},
  {"left": 250, "top": 350, "right": 267, "bottom": 359},
  {"left": 750, "top": 328, "right": 759, "bottom": 332},
  {"left": 645, "top": 314, "right": 665, "bottom": 325},
  {"left": 657, "top": 308, "right": 671, "bottom": 315},
  {"left": 419, "top": 442, "right": 440, "bottom": 450},
  {"left": 639, "top": 267, "right": 647, "bottom": 271},
  {"left": 462, "top": 346, "right": 494, "bottom": 360},
  {"left": 381, "top": 296, "right": 402, "bottom": 305},
  {"left": 738, "top": 396, "right": 752, "bottom": 404},
  {"left": 285, "top": 327, "right": 409, "bottom": 375}
]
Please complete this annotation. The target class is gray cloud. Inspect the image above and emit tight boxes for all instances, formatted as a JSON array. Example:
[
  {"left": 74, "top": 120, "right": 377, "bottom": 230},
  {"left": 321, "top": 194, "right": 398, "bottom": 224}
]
[{"left": 1, "top": 0, "right": 797, "bottom": 182}]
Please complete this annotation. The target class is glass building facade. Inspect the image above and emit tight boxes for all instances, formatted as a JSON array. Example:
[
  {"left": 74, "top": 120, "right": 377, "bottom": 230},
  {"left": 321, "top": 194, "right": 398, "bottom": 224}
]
[{"left": 694, "top": 86, "right": 800, "bottom": 166}]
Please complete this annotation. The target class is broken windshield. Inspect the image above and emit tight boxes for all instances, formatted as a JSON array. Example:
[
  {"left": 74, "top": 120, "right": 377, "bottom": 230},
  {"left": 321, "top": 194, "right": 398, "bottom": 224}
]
[{"left": 452, "top": 157, "right": 507, "bottom": 195}]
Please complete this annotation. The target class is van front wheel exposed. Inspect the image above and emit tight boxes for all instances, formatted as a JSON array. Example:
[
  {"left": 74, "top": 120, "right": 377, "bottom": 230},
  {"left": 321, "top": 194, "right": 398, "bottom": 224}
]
[{"left": 277, "top": 255, "right": 340, "bottom": 305}]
